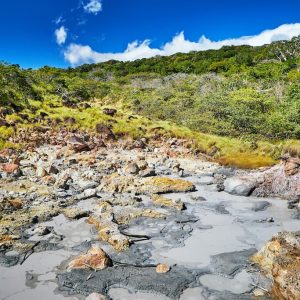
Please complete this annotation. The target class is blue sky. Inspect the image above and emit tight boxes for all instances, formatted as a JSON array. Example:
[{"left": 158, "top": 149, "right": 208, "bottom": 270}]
[{"left": 1, "top": 0, "right": 300, "bottom": 68}]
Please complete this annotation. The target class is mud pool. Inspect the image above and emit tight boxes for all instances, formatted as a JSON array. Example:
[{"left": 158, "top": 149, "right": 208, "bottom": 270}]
[{"left": 1, "top": 171, "right": 299, "bottom": 300}]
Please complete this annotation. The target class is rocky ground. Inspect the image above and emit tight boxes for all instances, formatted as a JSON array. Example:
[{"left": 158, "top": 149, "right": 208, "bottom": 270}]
[{"left": 0, "top": 130, "right": 299, "bottom": 300}]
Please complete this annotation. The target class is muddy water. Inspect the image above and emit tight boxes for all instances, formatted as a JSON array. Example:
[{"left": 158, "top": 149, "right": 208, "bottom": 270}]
[{"left": 1, "top": 174, "right": 299, "bottom": 300}]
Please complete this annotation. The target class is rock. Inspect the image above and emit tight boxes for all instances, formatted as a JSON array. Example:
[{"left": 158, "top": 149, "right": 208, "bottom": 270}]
[
  {"left": 64, "top": 117, "right": 76, "bottom": 125},
  {"left": 191, "top": 195, "right": 206, "bottom": 201},
  {"left": 36, "top": 165, "right": 48, "bottom": 177},
  {"left": 284, "top": 157, "right": 300, "bottom": 176},
  {"left": 87, "top": 214, "right": 130, "bottom": 252},
  {"left": 76, "top": 188, "right": 97, "bottom": 200},
  {"left": 8, "top": 199, "right": 23, "bottom": 209},
  {"left": 156, "top": 263, "right": 170, "bottom": 273},
  {"left": 86, "top": 293, "right": 106, "bottom": 300},
  {"left": 95, "top": 124, "right": 115, "bottom": 140},
  {"left": 131, "top": 139, "right": 147, "bottom": 149},
  {"left": 102, "top": 108, "right": 117, "bottom": 116},
  {"left": 252, "top": 201, "right": 271, "bottom": 212},
  {"left": 31, "top": 225, "right": 52, "bottom": 236},
  {"left": 124, "top": 163, "right": 140, "bottom": 175},
  {"left": 224, "top": 177, "right": 257, "bottom": 196},
  {"left": 143, "top": 177, "right": 195, "bottom": 194},
  {"left": 197, "top": 176, "right": 214, "bottom": 185},
  {"left": 136, "top": 160, "right": 148, "bottom": 170},
  {"left": 63, "top": 208, "right": 90, "bottom": 219},
  {"left": 139, "top": 168, "right": 156, "bottom": 177},
  {"left": 2, "top": 163, "right": 19, "bottom": 174},
  {"left": 253, "top": 157, "right": 300, "bottom": 199},
  {"left": 151, "top": 194, "right": 185, "bottom": 211},
  {"left": 67, "top": 136, "right": 90, "bottom": 152},
  {"left": 68, "top": 246, "right": 111, "bottom": 270},
  {"left": 288, "top": 199, "right": 300, "bottom": 209},
  {"left": 252, "top": 231, "right": 300, "bottom": 300}
]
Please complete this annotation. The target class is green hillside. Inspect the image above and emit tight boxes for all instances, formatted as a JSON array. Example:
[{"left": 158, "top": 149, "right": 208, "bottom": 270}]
[{"left": 1, "top": 36, "right": 300, "bottom": 168}]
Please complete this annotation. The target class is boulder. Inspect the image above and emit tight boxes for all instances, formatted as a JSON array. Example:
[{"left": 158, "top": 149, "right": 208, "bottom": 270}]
[
  {"left": 253, "top": 157, "right": 300, "bottom": 199},
  {"left": 68, "top": 246, "right": 111, "bottom": 270},
  {"left": 224, "top": 176, "right": 257, "bottom": 196},
  {"left": 143, "top": 177, "right": 195, "bottom": 194},
  {"left": 2, "top": 163, "right": 20, "bottom": 174},
  {"left": 284, "top": 157, "right": 300, "bottom": 176},
  {"left": 252, "top": 231, "right": 300, "bottom": 300}
]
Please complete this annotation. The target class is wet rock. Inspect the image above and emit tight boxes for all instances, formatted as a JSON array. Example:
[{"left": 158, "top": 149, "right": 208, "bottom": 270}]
[
  {"left": 87, "top": 202, "right": 164, "bottom": 251},
  {"left": 197, "top": 176, "right": 214, "bottom": 185},
  {"left": 252, "top": 231, "right": 300, "bottom": 300},
  {"left": 57, "top": 265, "right": 200, "bottom": 299},
  {"left": 151, "top": 194, "right": 185, "bottom": 211},
  {"left": 156, "top": 263, "right": 170, "bottom": 273},
  {"left": 252, "top": 201, "right": 271, "bottom": 212},
  {"left": 68, "top": 246, "right": 111, "bottom": 270},
  {"left": 31, "top": 225, "right": 52, "bottom": 236},
  {"left": 224, "top": 177, "right": 257, "bottom": 196},
  {"left": 288, "top": 199, "right": 300, "bottom": 209},
  {"left": 211, "top": 248, "right": 257, "bottom": 277},
  {"left": 63, "top": 208, "right": 90, "bottom": 220},
  {"left": 191, "top": 195, "right": 206, "bottom": 201}
]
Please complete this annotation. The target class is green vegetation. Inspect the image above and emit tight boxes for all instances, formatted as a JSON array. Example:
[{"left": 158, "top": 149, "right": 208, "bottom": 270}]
[{"left": 0, "top": 37, "right": 300, "bottom": 168}]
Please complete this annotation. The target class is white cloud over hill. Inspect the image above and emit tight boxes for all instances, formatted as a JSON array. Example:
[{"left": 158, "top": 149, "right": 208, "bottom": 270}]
[{"left": 64, "top": 23, "right": 300, "bottom": 65}]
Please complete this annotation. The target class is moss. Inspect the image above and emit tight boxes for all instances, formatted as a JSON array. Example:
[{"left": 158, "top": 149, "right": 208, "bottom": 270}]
[
  {"left": 217, "top": 153, "right": 276, "bottom": 169},
  {"left": 143, "top": 177, "right": 195, "bottom": 194}
]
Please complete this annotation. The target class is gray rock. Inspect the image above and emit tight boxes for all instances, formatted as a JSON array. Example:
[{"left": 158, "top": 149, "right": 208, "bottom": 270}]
[
  {"left": 224, "top": 177, "right": 257, "bottom": 196},
  {"left": 252, "top": 201, "right": 271, "bottom": 212}
]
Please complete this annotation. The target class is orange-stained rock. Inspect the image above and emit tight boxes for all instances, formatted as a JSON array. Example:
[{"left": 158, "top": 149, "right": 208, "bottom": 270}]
[
  {"left": 252, "top": 231, "right": 300, "bottom": 300},
  {"left": 156, "top": 263, "right": 170, "bottom": 274},
  {"left": 2, "top": 163, "right": 19, "bottom": 173},
  {"left": 8, "top": 199, "right": 23, "bottom": 209},
  {"left": 68, "top": 246, "right": 111, "bottom": 270}
]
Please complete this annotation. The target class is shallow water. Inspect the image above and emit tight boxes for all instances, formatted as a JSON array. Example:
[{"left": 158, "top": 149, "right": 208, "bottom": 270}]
[
  {"left": 0, "top": 250, "right": 74, "bottom": 300},
  {"left": 156, "top": 181, "right": 299, "bottom": 267}
]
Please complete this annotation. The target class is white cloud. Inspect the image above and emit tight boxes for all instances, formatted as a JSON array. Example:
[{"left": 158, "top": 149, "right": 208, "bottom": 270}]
[
  {"left": 55, "top": 16, "right": 63, "bottom": 25},
  {"left": 64, "top": 23, "right": 300, "bottom": 65},
  {"left": 84, "top": 0, "right": 102, "bottom": 15},
  {"left": 55, "top": 26, "right": 67, "bottom": 45}
]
